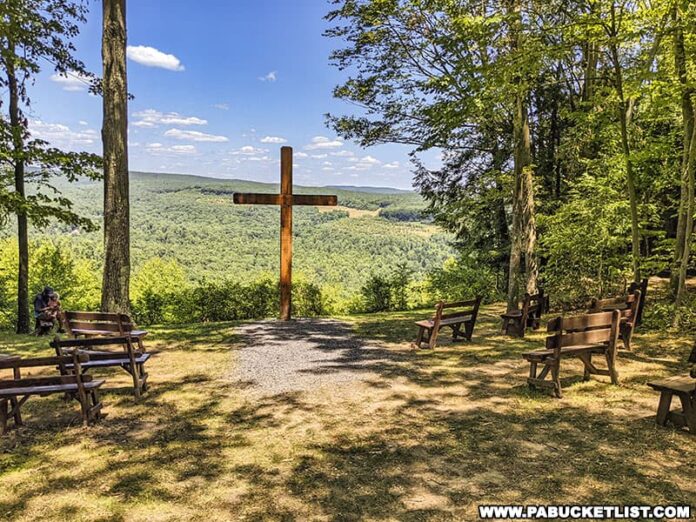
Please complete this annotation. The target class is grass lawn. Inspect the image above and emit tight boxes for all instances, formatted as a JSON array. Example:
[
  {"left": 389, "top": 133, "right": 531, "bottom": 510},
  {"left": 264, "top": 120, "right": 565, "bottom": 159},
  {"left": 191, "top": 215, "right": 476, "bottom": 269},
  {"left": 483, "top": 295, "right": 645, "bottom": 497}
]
[{"left": 0, "top": 305, "right": 694, "bottom": 521}]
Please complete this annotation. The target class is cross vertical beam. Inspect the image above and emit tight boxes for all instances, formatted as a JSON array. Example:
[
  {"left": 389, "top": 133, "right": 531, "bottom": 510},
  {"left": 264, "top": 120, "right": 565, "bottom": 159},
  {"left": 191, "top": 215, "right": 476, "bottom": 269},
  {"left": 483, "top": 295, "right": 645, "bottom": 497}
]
[{"left": 280, "top": 146, "right": 293, "bottom": 321}]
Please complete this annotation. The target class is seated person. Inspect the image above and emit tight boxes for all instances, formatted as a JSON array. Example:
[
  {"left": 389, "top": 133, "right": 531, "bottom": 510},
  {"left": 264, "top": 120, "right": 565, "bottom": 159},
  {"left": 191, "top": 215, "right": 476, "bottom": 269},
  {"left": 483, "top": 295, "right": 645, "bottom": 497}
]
[{"left": 33, "top": 286, "right": 65, "bottom": 335}]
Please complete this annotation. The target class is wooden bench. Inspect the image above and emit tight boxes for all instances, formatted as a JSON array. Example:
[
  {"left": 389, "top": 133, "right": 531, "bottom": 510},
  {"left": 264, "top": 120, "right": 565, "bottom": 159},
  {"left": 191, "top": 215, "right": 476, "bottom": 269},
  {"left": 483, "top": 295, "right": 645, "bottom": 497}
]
[
  {"left": 413, "top": 297, "right": 482, "bottom": 349},
  {"left": 51, "top": 336, "right": 151, "bottom": 399},
  {"left": 522, "top": 310, "right": 621, "bottom": 398},
  {"left": 0, "top": 352, "right": 105, "bottom": 434},
  {"left": 648, "top": 376, "right": 695, "bottom": 434},
  {"left": 588, "top": 290, "right": 641, "bottom": 350},
  {"left": 501, "top": 290, "right": 547, "bottom": 338},
  {"left": 63, "top": 311, "right": 148, "bottom": 350}
]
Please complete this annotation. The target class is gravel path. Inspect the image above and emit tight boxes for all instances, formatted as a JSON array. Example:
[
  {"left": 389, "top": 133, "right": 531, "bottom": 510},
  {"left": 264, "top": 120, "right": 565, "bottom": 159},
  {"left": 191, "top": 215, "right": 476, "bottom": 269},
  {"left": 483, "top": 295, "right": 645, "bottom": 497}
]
[{"left": 230, "top": 318, "right": 395, "bottom": 396}]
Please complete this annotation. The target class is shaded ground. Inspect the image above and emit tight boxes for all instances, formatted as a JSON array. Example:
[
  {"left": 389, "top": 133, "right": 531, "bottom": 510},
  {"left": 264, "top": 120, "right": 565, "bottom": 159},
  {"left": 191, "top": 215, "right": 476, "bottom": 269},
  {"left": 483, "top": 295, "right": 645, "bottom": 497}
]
[{"left": 0, "top": 306, "right": 694, "bottom": 521}]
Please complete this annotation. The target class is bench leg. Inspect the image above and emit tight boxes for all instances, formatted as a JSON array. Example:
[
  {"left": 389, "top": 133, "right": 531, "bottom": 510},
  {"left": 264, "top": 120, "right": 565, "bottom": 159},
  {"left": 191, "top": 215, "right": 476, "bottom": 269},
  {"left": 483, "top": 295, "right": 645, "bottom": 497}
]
[
  {"left": 678, "top": 393, "right": 696, "bottom": 433},
  {"left": 413, "top": 326, "right": 425, "bottom": 349},
  {"left": 528, "top": 362, "right": 538, "bottom": 389},
  {"left": 605, "top": 347, "right": 619, "bottom": 385},
  {"left": 655, "top": 391, "right": 673, "bottom": 426},
  {"left": 0, "top": 400, "right": 8, "bottom": 435},
  {"left": 551, "top": 359, "right": 562, "bottom": 398},
  {"left": 464, "top": 321, "right": 474, "bottom": 341},
  {"left": 428, "top": 326, "right": 439, "bottom": 350}
]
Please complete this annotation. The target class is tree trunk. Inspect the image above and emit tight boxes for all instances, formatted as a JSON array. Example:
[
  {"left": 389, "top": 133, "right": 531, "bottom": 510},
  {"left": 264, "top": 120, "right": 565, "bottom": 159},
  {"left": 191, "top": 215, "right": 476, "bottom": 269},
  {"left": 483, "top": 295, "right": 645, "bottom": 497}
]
[
  {"left": 609, "top": 40, "right": 641, "bottom": 282},
  {"left": 7, "top": 44, "right": 30, "bottom": 334},
  {"left": 506, "top": 0, "right": 537, "bottom": 311},
  {"left": 675, "top": 121, "right": 696, "bottom": 309},
  {"left": 671, "top": 0, "right": 695, "bottom": 301},
  {"left": 507, "top": 92, "right": 538, "bottom": 310},
  {"left": 101, "top": 0, "right": 131, "bottom": 313}
]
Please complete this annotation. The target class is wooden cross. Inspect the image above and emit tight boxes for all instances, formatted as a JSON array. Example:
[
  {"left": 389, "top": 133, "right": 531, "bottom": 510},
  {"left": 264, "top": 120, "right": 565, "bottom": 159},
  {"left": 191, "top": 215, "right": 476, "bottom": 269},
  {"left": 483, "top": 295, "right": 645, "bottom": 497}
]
[{"left": 233, "top": 146, "right": 338, "bottom": 320}]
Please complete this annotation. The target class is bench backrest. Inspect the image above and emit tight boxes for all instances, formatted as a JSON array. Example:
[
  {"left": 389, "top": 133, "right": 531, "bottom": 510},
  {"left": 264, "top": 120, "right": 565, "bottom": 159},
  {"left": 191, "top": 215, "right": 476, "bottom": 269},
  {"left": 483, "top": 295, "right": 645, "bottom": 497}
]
[
  {"left": 433, "top": 296, "right": 482, "bottom": 320},
  {"left": 0, "top": 351, "right": 92, "bottom": 390},
  {"left": 589, "top": 290, "right": 641, "bottom": 325},
  {"left": 64, "top": 311, "right": 137, "bottom": 337},
  {"left": 51, "top": 335, "right": 139, "bottom": 358},
  {"left": 545, "top": 310, "right": 621, "bottom": 359},
  {"left": 520, "top": 290, "right": 546, "bottom": 319}
]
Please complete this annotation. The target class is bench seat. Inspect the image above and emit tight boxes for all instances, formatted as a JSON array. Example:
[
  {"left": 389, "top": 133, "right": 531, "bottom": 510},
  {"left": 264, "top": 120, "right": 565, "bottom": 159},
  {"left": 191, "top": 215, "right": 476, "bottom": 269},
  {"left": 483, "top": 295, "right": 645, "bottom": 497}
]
[
  {"left": 648, "top": 376, "right": 696, "bottom": 394},
  {"left": 65, "top": 353, "right": 151, "bottom": 370},
  {"left": 522, "top": 344, "right": 607, "bottom": 362},
  {"left": 648, "top": 376, "right": 696, "bottom": 433},
  {"left": 0, "top": 379, "right": 104, "bottom": 398}
]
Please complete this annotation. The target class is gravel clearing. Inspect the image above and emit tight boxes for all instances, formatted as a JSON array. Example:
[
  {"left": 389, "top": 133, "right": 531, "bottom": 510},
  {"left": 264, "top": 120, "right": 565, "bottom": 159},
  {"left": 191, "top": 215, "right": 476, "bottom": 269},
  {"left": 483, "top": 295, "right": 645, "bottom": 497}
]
[{"left": 230, "top": 318, "right": 395, "bottom": 396}]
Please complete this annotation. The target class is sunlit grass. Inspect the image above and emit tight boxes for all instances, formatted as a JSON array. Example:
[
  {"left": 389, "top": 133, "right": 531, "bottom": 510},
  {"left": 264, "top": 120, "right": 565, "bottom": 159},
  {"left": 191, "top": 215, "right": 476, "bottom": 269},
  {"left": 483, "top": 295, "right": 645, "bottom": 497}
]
[{"left": 0, "top": 305, "right": 694, "bottom": 520}]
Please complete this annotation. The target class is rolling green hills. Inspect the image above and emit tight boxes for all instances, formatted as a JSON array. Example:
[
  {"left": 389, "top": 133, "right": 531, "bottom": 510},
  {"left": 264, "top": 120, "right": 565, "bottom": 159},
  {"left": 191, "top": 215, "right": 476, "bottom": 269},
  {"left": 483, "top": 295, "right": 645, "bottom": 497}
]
[{"left": 27, "top": 172, "right": 454, "bottom": 301}]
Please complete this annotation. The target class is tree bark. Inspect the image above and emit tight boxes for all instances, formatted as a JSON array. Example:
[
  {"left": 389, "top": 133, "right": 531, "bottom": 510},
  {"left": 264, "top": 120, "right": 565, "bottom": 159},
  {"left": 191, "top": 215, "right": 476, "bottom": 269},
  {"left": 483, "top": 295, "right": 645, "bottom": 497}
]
[
  {"left": 671, "top": 0, "right": 695, "bottom": 302},
  {"left": 101, "top": 0, "right": 130, "bottom": 313},
  {"left": 506, "top": 0, "right": 538, "bottom": 310},
  {"left": 7, "top": 41, "right": 30, "bottom": 334}
]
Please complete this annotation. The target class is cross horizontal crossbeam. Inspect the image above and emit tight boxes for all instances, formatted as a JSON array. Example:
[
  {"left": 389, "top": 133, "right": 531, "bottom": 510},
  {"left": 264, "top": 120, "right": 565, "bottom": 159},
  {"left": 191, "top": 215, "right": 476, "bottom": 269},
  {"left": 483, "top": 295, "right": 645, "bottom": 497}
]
[{"left": 232, "top": 193, "right": 338, "bottom": 206}]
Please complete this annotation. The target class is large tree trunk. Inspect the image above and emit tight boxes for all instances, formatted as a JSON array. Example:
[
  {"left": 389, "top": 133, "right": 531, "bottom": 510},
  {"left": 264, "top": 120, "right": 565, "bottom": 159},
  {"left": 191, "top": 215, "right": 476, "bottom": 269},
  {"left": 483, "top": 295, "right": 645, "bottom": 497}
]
[
  {"left": 7, "top": 45, "right": 30, "bottom": 334},
  {"left": 101, "top": 0, "right": 130, "bottom": 313},
  {"left": 609, "top": 37, "right": 641, "bottom": 283},
  {"left": 507, "top": 92, "right": 538, "bottom": 310},
  {"left": 506, "top": 0, "right": 537, "bottom": 310},
  {"left": 675, "top": 122, "right": 696, "bottom": 308},
  {"left": 671, "top": 0, "right": 695, "bottom": 303}
]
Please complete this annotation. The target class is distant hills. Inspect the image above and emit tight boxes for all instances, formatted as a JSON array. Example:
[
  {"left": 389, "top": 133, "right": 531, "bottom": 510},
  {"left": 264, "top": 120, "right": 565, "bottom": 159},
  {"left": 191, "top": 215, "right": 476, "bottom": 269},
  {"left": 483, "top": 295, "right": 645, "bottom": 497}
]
[{"left": 14, "top": 171, "right": 454, "bottom": 302}]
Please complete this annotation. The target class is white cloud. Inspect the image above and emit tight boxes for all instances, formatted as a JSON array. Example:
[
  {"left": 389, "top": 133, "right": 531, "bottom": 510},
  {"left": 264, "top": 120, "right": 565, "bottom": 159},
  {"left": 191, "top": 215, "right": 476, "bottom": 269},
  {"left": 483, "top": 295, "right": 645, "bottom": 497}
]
[
  {"left": 305, "top": 136, "right": 343, "bottom": 150},
  {"left": 311, "top": 154, "right": 328, "bottom": 159},
  {"left": 132, "top": 109, "right": 207, "bottom": 128},
  {"left": 260, "top": 136, "right": 287, "bottom": 144},
  {"left": 164, "top": 128, "right": 228, "bottom": 142},
  {"left": 213, "top": 103, "right": 230, "bottom": 111},
  {"left": 359, "top": 155, "right": 381, "bottom": 165},
  {"left": 146, "top": 143, "right": 197, "bottom": 155},
  {"left": 50, "top": 72, "right": 91, "bottom": 92},
  {"left": 127, "top": 45, "right": 185, "bottom": 71},
  {"left": 322, "top": 167, "right": 334, "bottom": 172},
  {"left": 346, "top": 155, "right": 382, "bottom": 171},
  {"left": 258, "top": 71, "right": 277, "bottom": 82},
  {"left": 383, "top": 161, "right": 400, "bottom": 169},
  {"left": 295, "top": 152, "right": 309, "bottom": 158},
  {"left": 330, "top": 150, "right": 354, "bottom": 157},
  {"left": 232, "top": 145, "right": 268, "bottom": 155},
  {"left": 78, "top": 120, "right": 89, "bottom": 126},
  {"left": 29, "top": 120, "right": 98, "bottom": 147}
]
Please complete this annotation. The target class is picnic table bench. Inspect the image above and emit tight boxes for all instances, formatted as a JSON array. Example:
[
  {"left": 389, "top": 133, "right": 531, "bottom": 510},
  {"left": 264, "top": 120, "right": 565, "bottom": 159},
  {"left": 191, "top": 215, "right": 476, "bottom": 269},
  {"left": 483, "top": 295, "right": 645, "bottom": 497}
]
[
  {"left": 501, "top": 290, "right": 548, "bottom": 338},
  {"left": 647, "top": 345, "right": 696, "bottom": 434},
  {"left": 0, "top": 351, "right": 104, "bottom": 434},
  {"left": 588, "top": 289, "right": 641, "bottom": 350},
  {"left": 648, "top": 376, "right": 696, "bottom": 434},
  {"left": 522, "top": 310, "right": 621, "bottom": 398},
  {"left": 51, "top": 336, "right": 151, "bottom": 399},
  {"left": 63, "top": 311, "right": 148, "bottom": 350},
  {"left": 414, "top": 297, "right": 482, "bottom": 349}
]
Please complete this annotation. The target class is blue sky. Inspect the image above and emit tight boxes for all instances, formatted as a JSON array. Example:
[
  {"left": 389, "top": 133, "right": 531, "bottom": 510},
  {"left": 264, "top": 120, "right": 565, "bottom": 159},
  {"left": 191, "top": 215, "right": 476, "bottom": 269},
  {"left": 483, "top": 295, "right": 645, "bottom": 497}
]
[{"left": 25, "top": 0, "right": 435, "bottom": 190}]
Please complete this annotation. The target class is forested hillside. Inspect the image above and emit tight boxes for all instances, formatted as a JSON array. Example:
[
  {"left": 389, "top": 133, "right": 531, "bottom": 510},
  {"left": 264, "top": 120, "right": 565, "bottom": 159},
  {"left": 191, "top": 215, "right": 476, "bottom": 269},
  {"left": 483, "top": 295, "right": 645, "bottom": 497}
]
[{"left": 0, "top": 172, "right": 457, "bottom": 325}]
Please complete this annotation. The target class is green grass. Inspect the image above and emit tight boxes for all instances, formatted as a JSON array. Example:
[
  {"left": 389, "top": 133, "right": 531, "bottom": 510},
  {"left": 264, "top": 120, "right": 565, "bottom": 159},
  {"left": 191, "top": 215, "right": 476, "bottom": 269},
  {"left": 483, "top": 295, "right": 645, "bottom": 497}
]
[{"left": 0, "top": 306, "right": 694, "bottom": 521}]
